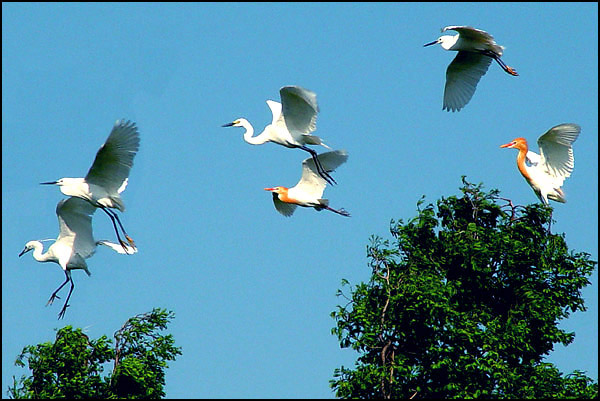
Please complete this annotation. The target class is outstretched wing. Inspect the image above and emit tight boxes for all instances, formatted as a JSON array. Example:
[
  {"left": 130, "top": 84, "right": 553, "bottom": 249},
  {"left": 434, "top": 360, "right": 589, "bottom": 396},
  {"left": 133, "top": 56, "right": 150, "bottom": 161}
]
[
  {"left": 271, "top": 193, "right": 298, "bottom": 217},
  {"left": 295, "top": 150, "right": 349, "bottom": 199},
  {"left": 56, "top": 197, "right": 97, "bottom": 259},
  {"left": 443, "top": 52, "right": 492, "bottom": 112},
  {"left": 97, "top": 240, "right": 138, "bottom": 254},
  {"left": 85, "top": 119, "right": 140, "bottom": 194},
  {"left": 537, "top": 123, "right": 580, "bottom": 185},
  {"left": 279, "top": 86, "right": 319, "bottom": 137}
]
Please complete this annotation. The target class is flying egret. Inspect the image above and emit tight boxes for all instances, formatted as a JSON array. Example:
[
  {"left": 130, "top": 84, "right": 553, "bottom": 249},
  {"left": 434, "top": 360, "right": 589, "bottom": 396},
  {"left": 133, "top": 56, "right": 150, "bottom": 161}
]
[
  {"left": 41, "top": 119, "right": 140, "bottom": 251},
  {"left": 500, "top": 123, "right": 580, "bottom": 205},
  {"left": 19, "top": 196, "right": 137, "bottom": 319},
  {"left": 264, "top": 149, "right": 350, "bottom": 217},
  {"left": 424, "top": 25, "right": 518, "bottom": 112},
  {"left": 222, "top": 85, "right": 338, "bottom": 186}
]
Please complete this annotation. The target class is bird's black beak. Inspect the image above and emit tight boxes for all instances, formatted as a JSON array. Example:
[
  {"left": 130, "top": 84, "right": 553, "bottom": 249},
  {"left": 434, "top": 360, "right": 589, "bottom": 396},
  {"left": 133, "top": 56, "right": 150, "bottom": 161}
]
[
  {"left": 18, "top": 248, "right": 28, "bottom": 257},
  {"left": 40, "top": 181, "right": 57, "bottom": 185},
  {"left": 423, "top": 40, "right": 438, "bottom": 47},
  {"left": 221, "top": 122, "right": 234, "bottom": 127}
]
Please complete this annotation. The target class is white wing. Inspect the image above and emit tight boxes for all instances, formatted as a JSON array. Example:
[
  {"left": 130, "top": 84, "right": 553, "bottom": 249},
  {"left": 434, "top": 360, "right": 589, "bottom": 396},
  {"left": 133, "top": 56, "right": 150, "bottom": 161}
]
[
  {"left": 97, "top": 240, "right": 138, "bottom": 254},
  {"left": 279, "top": 86, "right": 319, "bottom": 137},
  {"left": 525, "top": 151, "right": 541, "bottom": 167},
  {"left": 294, "top": 150, "right": 349, "bottom": 199},
  {"left": 270, "top": 193, "right": 298, "bottom": 217},
  {"left": 443, "top": 51, "right": 492, "bottom": 111},
  {"left": 56, "top": 197, "right": 97, "bottom": 259},
  {"left": 266, "top": 100, "right": 283, "bottom": 125},
  {"left": 85, "top": 119, "right": 140, "bottom": 194},
  {"left": 537, "top": 123, "right": 580, "bottom": 184}
]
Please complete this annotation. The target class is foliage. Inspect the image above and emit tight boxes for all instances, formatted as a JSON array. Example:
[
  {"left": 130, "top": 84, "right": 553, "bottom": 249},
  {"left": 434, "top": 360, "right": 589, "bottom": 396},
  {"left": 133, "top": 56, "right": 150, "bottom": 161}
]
[
  {"left": 330, "top": 178, "right": 597, "bottom": 399},
  {"left": 8, "top": 308, "right": 182, "bottom": 399}
]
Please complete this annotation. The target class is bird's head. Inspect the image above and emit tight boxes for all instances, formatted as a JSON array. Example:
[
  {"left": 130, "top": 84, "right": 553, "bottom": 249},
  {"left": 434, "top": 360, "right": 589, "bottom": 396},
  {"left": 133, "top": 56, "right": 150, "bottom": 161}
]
[
  {"left": 500, "top": 137, "right": 528, "bottom": 150},
  {"left": 221, "top": 119, "right": 246, "bottom": 128},
  {"left": 423, "top": 37, "right": 442, "bottom": 47},
  {"left": 264, "top": 186, "right": 285, "bottom": 194},
  {"left": 424, "top": 35, "right": 458, "bottom": 50},
  {"left": 18, "top": 241, "right": 37, "bottom": 257}
]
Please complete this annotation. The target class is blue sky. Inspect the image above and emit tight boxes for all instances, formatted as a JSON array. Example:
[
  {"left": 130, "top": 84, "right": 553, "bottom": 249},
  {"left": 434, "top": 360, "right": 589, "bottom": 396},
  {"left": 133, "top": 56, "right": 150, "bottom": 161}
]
[{"left": 2, "top": 3, "right": 597, "bottom": 398}]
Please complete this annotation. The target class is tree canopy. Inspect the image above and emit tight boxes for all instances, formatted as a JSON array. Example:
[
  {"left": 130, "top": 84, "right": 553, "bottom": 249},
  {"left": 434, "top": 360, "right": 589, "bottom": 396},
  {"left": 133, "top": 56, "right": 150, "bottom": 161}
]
[
  {"left": 331, "top": 178, "right": 597, "bottom": 399},
  {"left": 8, "top": 308, "right": 182, "bottom": 399}
]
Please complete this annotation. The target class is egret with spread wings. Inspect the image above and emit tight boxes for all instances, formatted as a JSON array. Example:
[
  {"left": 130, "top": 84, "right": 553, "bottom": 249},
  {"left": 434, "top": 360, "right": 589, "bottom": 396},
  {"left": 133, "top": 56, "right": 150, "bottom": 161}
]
[
  {"left": 264, "top": 150, "right": 350, "bottom": 217},
  {"left": 41, "top": 119, "right": 140, "bottom": 251},
  {"left": 19, "top": 197, "right": 136, "bottom": 319},
  {"left": 222, "top": 85, "right": 337, "bottom": 185},
  {"left": 500, "top": 123, "right": 580, "bottom": 205},
  {"left": 424, "top": 25, "right": 518, "bottom": 112}
]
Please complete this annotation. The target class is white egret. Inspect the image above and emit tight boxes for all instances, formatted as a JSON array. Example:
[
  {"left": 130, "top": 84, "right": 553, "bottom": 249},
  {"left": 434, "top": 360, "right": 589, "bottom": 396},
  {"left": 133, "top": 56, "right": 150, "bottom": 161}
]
[
  {"left": 19, "top": 196, "right": 137, "bottom": 319},
  {"left": 41, "top": 119, "right": 140, "bottom": 250},
  {"left": 222, "top": 85, "right": 338, "bottom": 185},
  {"left": 424, "top": 25, "right": 518, "bottom": 112},
  {"left": 500, "top": 123, "right": 580, "bottom": 205},
  {"left": 264, "top": 149, "right": 350, "bottom": 217}
]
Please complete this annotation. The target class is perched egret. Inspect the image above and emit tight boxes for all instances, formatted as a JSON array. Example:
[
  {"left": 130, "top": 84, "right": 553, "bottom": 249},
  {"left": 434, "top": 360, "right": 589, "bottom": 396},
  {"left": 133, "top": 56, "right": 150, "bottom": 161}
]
[
  {"left": 264, "top": 150, "right": 350, "bottom": 217},
  {"left": 222, "top": 85, "right": 338, "bottom": 186},
  {"left": 19, "top": 196, "right": 137, "bottom": 319},
  {"left": 41, "top": 119, "right": 140, "bottom": 251},
  {"left": 424, "top": 25, "right": 518, "bottom": 112},
  {"left": 500, "top": 123, "right": 580, "bottom": 205}
]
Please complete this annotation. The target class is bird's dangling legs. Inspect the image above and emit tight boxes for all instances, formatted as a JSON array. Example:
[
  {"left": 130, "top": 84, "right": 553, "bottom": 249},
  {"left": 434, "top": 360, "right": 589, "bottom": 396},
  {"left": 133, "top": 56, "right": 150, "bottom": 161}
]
[
  {"left": 57, "top": 275, "right": 75, "bottom": 320},
  {"left": 300, "top": 146, "right": 337, "bottom": 186},
  {"left": 99, "top": 206, "right": 136, "bottom": 251},
  {"left": 325, "top": 206, "right": 351, "bottom": 217},
  {"left": 484, "top": 50, "right": 518, "bottom": 76},
  {"left": 46, "top": 271, "right": 71, "bottom": 306}
]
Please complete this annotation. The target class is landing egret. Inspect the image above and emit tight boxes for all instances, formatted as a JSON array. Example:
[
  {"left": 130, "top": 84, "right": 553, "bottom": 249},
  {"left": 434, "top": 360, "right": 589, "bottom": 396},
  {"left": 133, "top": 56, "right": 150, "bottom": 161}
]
[
  {"left": 500, "top": 123, "right": 580, "bottom": 205},
  {"left": 264, "top": 150, "right": 350, "bottom": 217},
  {"left": 19, "top": 196, "right": 137, "bottom": 319},
  {"left": 41, "top": 119, "right": 140, "bottom": 251},
  {"left": 424, "top": 25, "right": 518, "bottom": 112},
  {"left": 222, "top": 85, "right": 337, "bottom": 185}
]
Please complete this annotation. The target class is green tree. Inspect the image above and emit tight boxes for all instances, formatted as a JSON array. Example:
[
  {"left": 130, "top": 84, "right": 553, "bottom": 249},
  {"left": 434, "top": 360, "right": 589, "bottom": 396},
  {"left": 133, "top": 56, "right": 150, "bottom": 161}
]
[
  {"left": 331, "top": 178, "right": 597, "bottom": 399},
  {"left": 8, "top": 308, "right": 182, "bottom": 399}
]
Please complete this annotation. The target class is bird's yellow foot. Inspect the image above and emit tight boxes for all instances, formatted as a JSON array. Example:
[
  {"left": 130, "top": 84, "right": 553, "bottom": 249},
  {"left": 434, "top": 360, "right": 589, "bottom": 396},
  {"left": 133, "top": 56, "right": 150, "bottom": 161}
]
[{"left": 126, "top": 235, "right": 136, "bottom": 247}]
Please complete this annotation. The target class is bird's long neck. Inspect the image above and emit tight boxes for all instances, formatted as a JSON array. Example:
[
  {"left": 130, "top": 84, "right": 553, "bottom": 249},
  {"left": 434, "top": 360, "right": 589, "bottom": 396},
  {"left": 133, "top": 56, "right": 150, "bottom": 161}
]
[
  {"left": 515, "top": 143, "right": 532, "bottom": 182},
  {"left": 241, "top": 120, "right": 270, "bottom": 145},
  {"left": 31, "top": 242, "right": 53, "bottom": 263}
]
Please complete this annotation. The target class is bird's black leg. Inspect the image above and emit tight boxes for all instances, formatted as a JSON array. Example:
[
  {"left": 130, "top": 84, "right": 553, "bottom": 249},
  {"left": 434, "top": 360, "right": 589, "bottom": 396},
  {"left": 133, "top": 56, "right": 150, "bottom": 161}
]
[
  {"left": 46, "top": 271, "right": 70, "bottom": 306},
  {"left": 483, "top": 50, "right": 518, "bottom": 76},
  {"left": 300, "top": 146, "right": 337, "bottom": 186},
  {"left": 57, "top": 275, "right": 75, "bottom": 320},
  {"left": 98, "top": 206, "right": 134, "bottom": 251},
  {"left": 325, "top": 206, "right": 351, "bottom": 217},
  {"left": 107, "top": 208, "right": 136, "bottom": 248}
]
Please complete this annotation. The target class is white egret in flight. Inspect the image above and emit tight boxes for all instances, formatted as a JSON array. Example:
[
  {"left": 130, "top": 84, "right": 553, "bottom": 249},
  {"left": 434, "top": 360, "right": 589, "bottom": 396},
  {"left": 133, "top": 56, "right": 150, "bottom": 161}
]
[
  {"left": 500, "top": 123, "right": 580, "bottom": 205},
  {"left": 264, "top": 150, "right": 350, "bottom": 217},
  {"left": 424, "top": 25, "right": 518, "bottom": 112},
  {"left": 19, "top": 196, "right": 137, "bottom": 319},
  {"left": 222, "top": 85, "right": 338, "bottom": 185},
  {"left": 41, "top": 119, "right": 140, "bottom": 251}
]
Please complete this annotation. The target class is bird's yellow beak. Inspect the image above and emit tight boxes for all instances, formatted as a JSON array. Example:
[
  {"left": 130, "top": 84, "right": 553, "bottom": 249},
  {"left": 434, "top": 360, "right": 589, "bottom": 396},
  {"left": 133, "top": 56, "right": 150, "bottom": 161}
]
[{"left": 499, "top": 142, "right": 513, "bottom": 148}]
